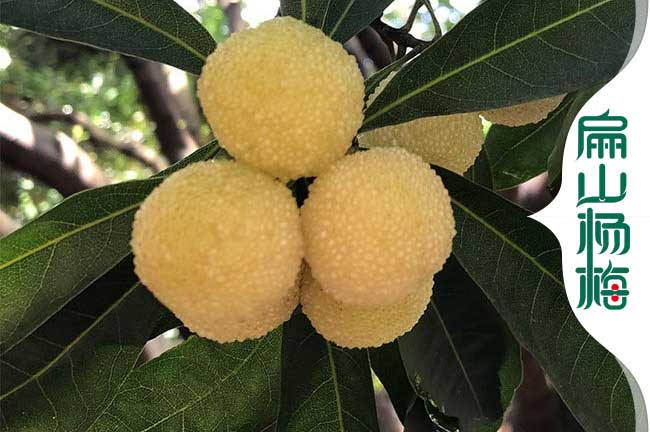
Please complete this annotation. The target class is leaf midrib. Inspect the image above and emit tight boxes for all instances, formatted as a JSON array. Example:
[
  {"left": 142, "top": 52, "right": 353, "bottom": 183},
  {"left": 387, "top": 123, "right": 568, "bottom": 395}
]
[
  {"left": 327, "top": 0, "right": 356, "bottom": 38},
  {"left": 430, "top": 303, "right": 485, "bottom": 417},
  {"left": 0, "top": 202, "right": 141, "bottom": 271},
  {"left": 91, "top": 0, "right": 208, "bottom": 63},
  {"left": 301, "top": 0, "right": 308, "bottom": 21},
  {"left": 135, "top": 338, "right": 267, "bottom": 432},
  {"left": 0, "top": 281, "right": 142, "bottom": 402},
  {"left": 326, "top": 342, "right": 346, "bottom": 432},
  {"left": 363, "top": 0, "right": 612, "bottom": 125},
  {"left": 451, "top": 198, "right": 563, "bottom": 287}
]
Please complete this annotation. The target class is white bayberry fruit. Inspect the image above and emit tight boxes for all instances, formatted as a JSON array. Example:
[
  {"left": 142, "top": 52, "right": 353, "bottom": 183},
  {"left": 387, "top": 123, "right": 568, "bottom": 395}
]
[
  {"left": 300, "top": 268, "right": 432, "bottom": 348},
  {"left": 131, "top": 160, "right": 303, "bottom": 343},
  {"left": 481, "top": 95, "right": 566, "bottom": 127},
  {"left": 359, "top": 72, "right": 484, "bottom": 174},
  {"left": 301, "top": 147, "right": 455, "bottom": 306},
  {"left": 197, "top": 17, "right": 365, "bottom": 180}
]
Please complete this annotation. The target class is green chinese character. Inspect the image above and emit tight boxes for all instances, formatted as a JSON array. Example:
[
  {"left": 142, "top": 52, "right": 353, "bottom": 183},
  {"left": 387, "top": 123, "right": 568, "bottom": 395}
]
[
  {"left": 576, "top": 262, "right": 629, "bottom": 310},
  {"left": 578, "top": 164, "right": 626, "bottom": 206},
  {"left": 579, "top": 209, "right": 630, "bottom": 255},
  {"left": 578, "top": 111, "right": 627, "bottom": 159},
  {"left": 576, "top": 208, "right": 630, "bottom": 309}
]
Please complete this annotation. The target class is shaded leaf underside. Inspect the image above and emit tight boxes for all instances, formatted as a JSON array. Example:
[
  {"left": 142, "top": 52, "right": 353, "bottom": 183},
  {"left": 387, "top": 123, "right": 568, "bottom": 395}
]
[
  {"left": 440, "top": 168, "right": 635, "bottom": 432},
  {"left": 280, "top": 0, "right": 394, "bottom": 43},
  {"left": 0, "top": 0, "right": 215, "bottom": 74},
  {"left": 399, "top": 257, "right": 521, "bottom": 432},
  {"left": 278, "top": 314, "right": 379, "bottom": 432},
  {"left": 0, "top": 277, "right": 162, "bottom": 431}
]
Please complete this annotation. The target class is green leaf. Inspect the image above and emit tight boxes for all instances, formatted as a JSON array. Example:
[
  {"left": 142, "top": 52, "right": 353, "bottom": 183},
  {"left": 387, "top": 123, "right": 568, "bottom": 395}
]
[
  {"left": 369, "top": 342, "right": 415, "bottom": 421},
  {"left": 484, "top": 94, "right": 575, "bottom": 190},
  {"left": 484, "top": 88, "right": 600, "bottom": 190},
  {"left": 0, "top": 260, "right": 163, "bottom": 431},
  {"left": 364, "top": 59, "right": 403, "bottom": 96},
  {"left": 149, "top": 309, "right": 182, "bottom": 339},
  {"left": 0, "top": 0, "right": 216, "bottom": 75},
  {"left": 362, "top": 0, "right": 634, "bottom": 131},
  {"left": 0, "top": 142, "right": 220, "bottom": 354},
  {"left": 403, "top": 399, "right": 459, "bottom": 432},
  {"left": 440, "top": 168, "right": 635, "bottom": 432},
  {"left": 93, "top": 331, "right": 283, "bottom": 431},
  {"left": 1, "top": 257, "right": 142, "bottom": 393},
  {"left": 398, "top": 256, "right": 521, "bottom": 432},
  {"left": 280, "top": 0, "right": 394, "bottom": 43},
  {"left": 278, "top": 313, "right": 380, "bottom": 432},
  {"left": 464, "top": 150, "right": 494, "bottom": 190},
  {"left": 547, "top": 85, "right": 603, "bottom": 193},
  {"left": 402, "top": 399, "right": 433, "bottom": 432}
]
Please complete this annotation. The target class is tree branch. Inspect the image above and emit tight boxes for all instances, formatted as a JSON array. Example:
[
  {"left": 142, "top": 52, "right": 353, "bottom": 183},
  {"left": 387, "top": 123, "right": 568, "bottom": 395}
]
[
  {"left": 124, "top": 57, "right": 199, "bottom": 163},
  {"left": 0, "top": 209, "right": 18, "bottom": 237},
  {"left": 371, "top": 20, "right": 428, "bottom": 51},
  {"left": 162, "top": 64, "right": 203, "bottom": 143},
  {"left": 30, "top": 111, "right": 168, "bottom": 171},
  {"left": 0, "top": 102, "right": 107, "bottom": 196},
  {"left": 219, "top": 0, "right": 246, "bottom": 33},
  {"left": 344, "top": 37, "right": 377, "bottom": 78},
  {"left": 357, "top": 27, "right": 394, "bottom": 70},
  {"left": 500, "top": 350, "right": 584, "bottom": 432}
]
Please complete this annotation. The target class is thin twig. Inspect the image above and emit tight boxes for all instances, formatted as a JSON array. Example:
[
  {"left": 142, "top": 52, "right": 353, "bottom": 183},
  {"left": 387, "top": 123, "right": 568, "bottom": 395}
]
[
  {"left": 422, "top": 0, "right": 436, "bottom": 18},
  {"left": 403, "top": 0, "right": 424, "bottom": 31},
  {"left": 371, "top": 20, "right": 428, "bottom": 50},
  {"left": 421, "top": 0, "right": 442, "bottom": 39}
]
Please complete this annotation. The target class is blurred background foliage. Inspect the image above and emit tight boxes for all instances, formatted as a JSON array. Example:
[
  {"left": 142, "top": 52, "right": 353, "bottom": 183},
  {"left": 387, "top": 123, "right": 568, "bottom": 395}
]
[{"left": 0, "top": 0, "right": 471, "bottom": 229}]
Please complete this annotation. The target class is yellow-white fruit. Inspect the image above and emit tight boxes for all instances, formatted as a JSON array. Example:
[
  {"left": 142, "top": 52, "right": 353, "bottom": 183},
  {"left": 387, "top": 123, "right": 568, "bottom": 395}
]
[
  {"left": 481, "top": 95, "right": 565, "bottom": 127},
  {"left": 358, "top": 114, "right": 484, "bottom": 174},
  {"left": 131, "top": 160, "right": 303, "bottom": 342},
  {"left": 301, "top": 147, "right": 455, "bottom": 306},
  {"left": 197, "top": 17, "right": 365, "bottom": 180},
  {"left": 360, "top": 72, "right": 484, "bottom": 174},
  {"left": 301, "top": 269, "right": 432, "bottom": 348}
]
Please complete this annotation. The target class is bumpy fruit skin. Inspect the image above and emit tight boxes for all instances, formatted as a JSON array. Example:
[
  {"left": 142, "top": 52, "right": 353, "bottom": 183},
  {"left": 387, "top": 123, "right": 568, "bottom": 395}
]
[
  {"left": 359, "top": 72, "right": 483, "bottom": 174},
  {"left": 301, "top": 269, "right": 432, "bottom": 348},
  {"left": 481, "top": 95, "right": 565, "bottom": 127},
  {"left": 131, "top": 160, "right": 303, "bottom": 343},
  {"left": 301, "top": 147, "right": 455, "bottom": 306},
  {"left": 358, "top": 114, "right": 484, "bottom": 174},
  {"left": 197, "top": 17, "right": 365, "bottom": 180}
]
